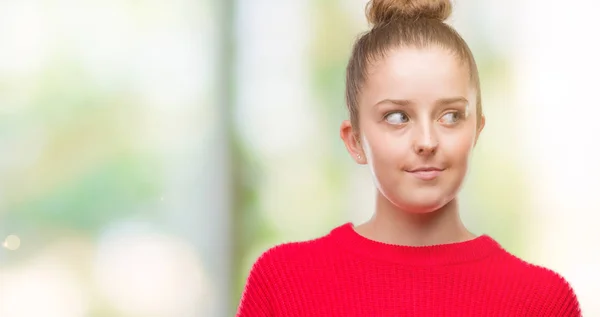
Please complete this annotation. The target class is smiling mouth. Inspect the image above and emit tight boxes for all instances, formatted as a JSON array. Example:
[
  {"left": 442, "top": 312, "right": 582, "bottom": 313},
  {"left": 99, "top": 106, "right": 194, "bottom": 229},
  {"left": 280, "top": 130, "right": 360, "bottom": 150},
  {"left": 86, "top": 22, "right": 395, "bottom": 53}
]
[{"left": 405, "top": 168, "right": 445, "bottom": 181}]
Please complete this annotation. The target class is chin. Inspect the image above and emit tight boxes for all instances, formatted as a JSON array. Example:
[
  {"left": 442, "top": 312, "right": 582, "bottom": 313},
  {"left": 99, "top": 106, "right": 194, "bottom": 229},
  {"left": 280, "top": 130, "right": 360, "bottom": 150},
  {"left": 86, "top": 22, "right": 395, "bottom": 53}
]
[
  {"left": 388, "top": 192, "right": 455, "bottom": 214},
  {"left": 399, "top": 201, "right": 446, "bottom": 214},
  {"left": 377, "top": 181, "right": 459, "bottom": 213}
]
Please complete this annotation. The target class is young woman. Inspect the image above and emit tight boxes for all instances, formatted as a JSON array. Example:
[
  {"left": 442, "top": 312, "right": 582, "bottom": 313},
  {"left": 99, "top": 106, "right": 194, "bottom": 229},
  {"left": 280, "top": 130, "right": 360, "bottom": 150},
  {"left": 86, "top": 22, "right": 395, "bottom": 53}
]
[{"left": 236, "top": 0, "right": 582, "bottom": 316}]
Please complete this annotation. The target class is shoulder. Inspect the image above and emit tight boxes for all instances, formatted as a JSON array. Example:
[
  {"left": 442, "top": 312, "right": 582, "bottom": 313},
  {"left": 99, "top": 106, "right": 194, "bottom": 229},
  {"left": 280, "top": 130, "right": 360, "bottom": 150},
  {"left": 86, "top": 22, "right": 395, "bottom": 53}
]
[
  {"left": 525, "top": 263, "right": 581, "bottom": 316},
  {"left": 239, "top": 232, "right": 334, "bottom": 292},
  {"left": 237, "top": 235, "right": 331, "bottom": 316},
  {"left": 500, "top": 250, "right": 576, "bottom": 289},
  {"left": 236, "top": 228, "right": 344, "bottom": 316},
  {"left": 243, "top": 226, "right": 344, "bottom": 288},
  {"left": 249, "top": 232, "right": 334, "bottom": 273},
  {"left": 494, "top": 250, "right": 582, "bottom": 316},
  {"left": 251, "top": 223, "right": 352, "bottom": 266}
]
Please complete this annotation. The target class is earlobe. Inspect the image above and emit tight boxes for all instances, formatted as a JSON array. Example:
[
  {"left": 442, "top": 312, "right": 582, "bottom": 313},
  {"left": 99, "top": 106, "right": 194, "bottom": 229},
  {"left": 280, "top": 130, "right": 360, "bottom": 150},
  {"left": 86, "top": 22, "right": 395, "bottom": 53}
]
[
  {"left": 340, "top": 120, "right": 365, "bottom": 164},
  {"left": 479, "top": 115, "right": 486, "bottom": 133},
  {"left": 474, "top": 115, "right": 486, "bottom": 146}
]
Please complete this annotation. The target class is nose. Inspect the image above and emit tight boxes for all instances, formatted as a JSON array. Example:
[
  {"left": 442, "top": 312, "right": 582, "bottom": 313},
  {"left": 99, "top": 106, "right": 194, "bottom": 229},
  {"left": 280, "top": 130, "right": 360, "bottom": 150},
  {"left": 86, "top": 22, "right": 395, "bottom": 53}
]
[{"left": 413, "top": 123, "right": 438, "bottom": 156}]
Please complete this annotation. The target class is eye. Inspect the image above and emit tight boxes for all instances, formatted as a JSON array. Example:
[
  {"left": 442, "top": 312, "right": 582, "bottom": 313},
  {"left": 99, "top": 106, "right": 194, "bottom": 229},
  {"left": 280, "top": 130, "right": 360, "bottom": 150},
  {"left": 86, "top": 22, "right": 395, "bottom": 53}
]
[
  {"left": 384, "top": 111, "right": 409, "bottom": 125},
  {"left": 439, "top": 111, "right": 463, "bottom": 125}
]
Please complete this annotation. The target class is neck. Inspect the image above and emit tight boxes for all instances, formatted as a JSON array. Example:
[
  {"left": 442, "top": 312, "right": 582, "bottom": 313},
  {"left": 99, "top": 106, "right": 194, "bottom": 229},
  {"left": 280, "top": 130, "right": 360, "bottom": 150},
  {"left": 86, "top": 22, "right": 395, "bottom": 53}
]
[{"left": 355, "top": 193, "right": 474, "bottom": 247}]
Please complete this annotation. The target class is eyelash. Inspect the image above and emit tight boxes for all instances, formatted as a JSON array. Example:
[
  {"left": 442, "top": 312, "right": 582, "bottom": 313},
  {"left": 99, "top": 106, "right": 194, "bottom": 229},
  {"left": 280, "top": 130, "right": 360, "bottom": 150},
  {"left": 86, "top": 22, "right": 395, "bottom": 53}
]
[
  {"left": 441, "top": 111, "right": 466, "bottom": 124},
  {"left": 383, "top": 111, "right": 409, "bottom": 124},
  {"left": 383, "top": 110, "right": 466, "bottom": 125}
]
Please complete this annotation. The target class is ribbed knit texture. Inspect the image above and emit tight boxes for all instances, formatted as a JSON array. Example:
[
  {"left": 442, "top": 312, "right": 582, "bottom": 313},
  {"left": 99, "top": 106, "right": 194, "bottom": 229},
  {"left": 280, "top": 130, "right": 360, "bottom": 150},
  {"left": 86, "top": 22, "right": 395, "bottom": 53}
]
[{"left": 237, "top": 223, "right": 582, "bottom": 316}]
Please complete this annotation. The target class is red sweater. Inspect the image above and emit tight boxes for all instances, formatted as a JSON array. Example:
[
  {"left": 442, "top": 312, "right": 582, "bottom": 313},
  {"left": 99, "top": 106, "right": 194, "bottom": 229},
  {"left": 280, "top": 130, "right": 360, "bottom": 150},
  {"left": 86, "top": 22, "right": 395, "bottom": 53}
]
[{"left": 237, "top": 223, "right": 582, "bottom": 316}]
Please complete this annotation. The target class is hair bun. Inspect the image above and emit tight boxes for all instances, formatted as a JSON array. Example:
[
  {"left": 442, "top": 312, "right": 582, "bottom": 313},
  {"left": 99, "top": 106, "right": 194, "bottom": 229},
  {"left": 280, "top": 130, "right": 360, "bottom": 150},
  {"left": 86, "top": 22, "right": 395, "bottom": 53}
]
[{"left": 366, "top": 0, "right": 453, "bottom": 26}]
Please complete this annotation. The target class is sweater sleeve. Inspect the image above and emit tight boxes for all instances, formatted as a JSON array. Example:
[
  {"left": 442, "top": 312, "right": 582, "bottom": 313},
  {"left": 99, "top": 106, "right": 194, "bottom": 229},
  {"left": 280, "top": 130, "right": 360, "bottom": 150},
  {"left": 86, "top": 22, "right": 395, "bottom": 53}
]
[
  {"left": 541, "top": 273, "right": 582, "bottom": 317},
  {"left": 235, "top": 251, "right": 275, "bottom": 317}
]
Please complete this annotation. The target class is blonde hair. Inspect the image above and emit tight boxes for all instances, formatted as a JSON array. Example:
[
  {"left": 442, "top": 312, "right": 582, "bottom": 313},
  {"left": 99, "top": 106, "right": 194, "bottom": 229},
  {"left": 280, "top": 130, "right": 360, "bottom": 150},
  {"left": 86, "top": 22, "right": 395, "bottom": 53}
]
[{"left": 346, "top": 0, "right": 482, "bottom": 132}]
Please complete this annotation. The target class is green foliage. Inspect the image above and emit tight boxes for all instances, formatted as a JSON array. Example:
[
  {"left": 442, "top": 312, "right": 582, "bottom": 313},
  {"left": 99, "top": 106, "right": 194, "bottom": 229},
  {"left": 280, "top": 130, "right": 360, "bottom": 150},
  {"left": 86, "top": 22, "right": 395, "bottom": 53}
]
[
  {"left": 1, "top": 60, "right": 164, "bottom": 239},
  {"left": 6, "top": 153, "right": 161, "bottom": 232}
]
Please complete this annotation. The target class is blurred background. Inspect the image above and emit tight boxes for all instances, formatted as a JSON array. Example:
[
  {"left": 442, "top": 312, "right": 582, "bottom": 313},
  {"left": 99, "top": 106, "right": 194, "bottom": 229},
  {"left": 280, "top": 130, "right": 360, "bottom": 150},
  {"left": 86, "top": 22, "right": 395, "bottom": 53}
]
[{"left": 0, "top": 0, "right": 599, "bottom": 316}]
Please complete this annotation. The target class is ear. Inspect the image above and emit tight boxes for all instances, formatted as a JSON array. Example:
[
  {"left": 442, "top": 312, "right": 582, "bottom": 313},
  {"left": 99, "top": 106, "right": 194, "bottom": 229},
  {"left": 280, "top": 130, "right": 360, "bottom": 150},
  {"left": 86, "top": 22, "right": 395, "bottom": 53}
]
[
  {"left": 340, "top": 120, "right": 366, "bottom": 164},
  {"left": 474, "top": 114, "right": 486, "bottom": 146}
]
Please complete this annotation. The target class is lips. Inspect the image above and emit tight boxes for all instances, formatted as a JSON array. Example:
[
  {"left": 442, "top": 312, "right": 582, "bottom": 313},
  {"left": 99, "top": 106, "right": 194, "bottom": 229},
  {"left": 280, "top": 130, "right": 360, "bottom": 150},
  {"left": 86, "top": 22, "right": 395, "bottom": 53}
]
[{"left": 406, "top": 167, "right": 444, "bottom": 181}]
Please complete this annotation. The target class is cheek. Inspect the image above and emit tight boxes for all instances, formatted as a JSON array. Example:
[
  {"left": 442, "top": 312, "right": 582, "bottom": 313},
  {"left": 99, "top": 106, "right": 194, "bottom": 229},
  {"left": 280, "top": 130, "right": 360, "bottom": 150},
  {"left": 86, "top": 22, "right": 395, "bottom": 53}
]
[
  {"left": 363, "top": 130, "right": 412, "bottom": 168},
  {"left": 442, "top": 130, "right": 476, "bottom": 166}
]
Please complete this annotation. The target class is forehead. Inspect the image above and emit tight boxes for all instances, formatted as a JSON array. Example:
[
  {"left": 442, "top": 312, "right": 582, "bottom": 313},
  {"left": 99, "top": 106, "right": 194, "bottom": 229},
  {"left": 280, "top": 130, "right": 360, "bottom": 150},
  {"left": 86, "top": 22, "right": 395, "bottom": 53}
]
[{"left": 361, "top": 46, "right": 472, "bottom": 105}]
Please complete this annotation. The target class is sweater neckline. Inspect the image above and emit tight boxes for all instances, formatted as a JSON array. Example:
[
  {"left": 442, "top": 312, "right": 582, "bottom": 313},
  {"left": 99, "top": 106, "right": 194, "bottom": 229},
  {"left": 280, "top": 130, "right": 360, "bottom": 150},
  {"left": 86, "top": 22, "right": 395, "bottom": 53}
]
[{"left": 329, "top": 222, "right": 502, "bottom": 266}]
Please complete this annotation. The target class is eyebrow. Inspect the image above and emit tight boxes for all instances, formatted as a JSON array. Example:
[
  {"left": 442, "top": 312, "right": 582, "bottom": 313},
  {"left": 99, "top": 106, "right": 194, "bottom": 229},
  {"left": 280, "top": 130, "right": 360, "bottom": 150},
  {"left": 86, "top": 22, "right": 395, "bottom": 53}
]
[{"left": 373, "top": 97, "right": 468, "bottom": 107}]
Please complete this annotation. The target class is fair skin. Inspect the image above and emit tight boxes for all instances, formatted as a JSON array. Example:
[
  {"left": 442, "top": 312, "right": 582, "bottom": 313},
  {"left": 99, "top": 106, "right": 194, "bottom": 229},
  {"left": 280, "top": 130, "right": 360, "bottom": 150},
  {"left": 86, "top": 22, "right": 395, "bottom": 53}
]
[{"left": 340, "top": 46, "right": 485, "bottom": 247}]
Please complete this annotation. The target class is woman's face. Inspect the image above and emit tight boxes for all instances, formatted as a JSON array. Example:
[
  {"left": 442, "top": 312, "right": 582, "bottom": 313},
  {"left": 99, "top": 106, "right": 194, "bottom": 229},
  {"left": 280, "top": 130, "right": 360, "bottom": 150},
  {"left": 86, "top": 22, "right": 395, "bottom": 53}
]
[{"left": 341, "top": 46, "right": 484, "bottom": 213}]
